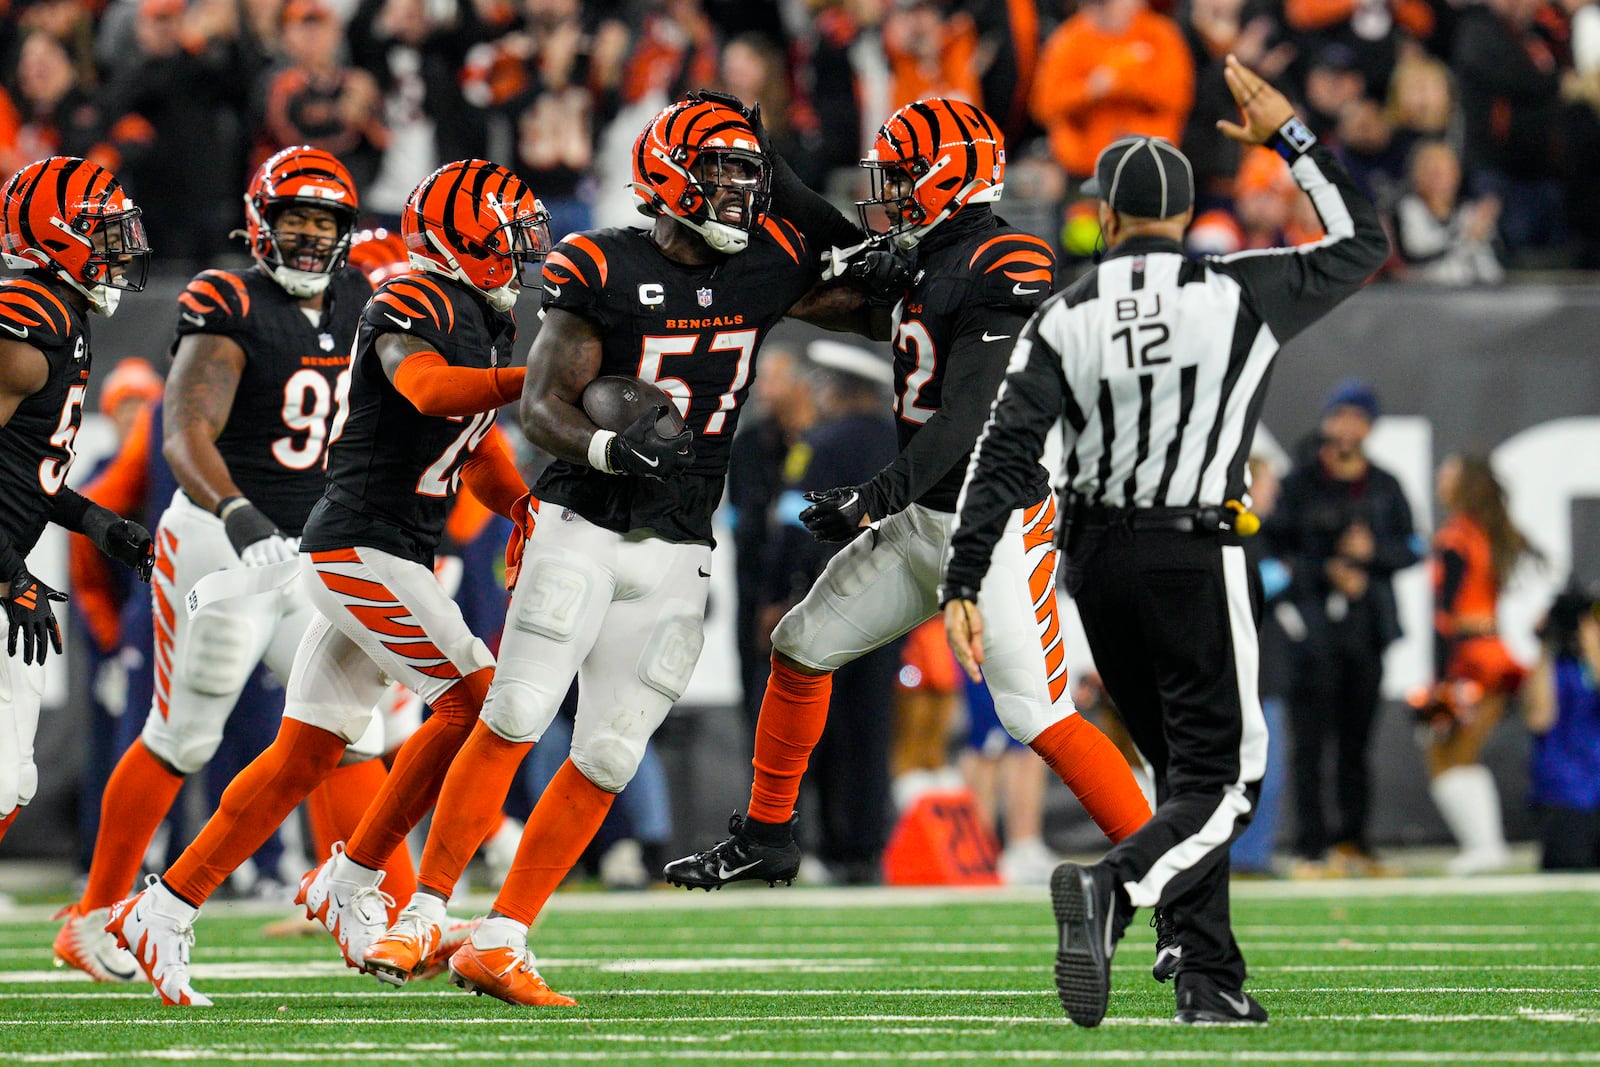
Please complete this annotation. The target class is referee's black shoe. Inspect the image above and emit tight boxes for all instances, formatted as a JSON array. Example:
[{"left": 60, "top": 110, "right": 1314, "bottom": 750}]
[
  {"left": 662, "top": 812, "right": 801, "bottom": 890},
  {"left": 1050, "top": 862, "right": 1126, "bottom": 1027},
  {"left": 1174, "top": 972, "right": 1269, "bottom": 1025}
]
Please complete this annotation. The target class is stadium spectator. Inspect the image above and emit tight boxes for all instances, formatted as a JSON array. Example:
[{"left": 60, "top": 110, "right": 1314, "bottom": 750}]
[
  {"left": 3, "top": 29, "right": 115, "bottom": 176},
  {"left": 1283, "top": 0, "right": 1435, "bottom": 98},
  {"left": 258, "top": 0, "right": 388, "bottom": 191},
  {"left": 720, "top": 32, "right": 827, "bottom": 187},
  {"left": 1301, "top": 42, "right": 1368, "bottom": 140},
  {"left": 3, "top": 0, "right": 97, "bottom": 87},
  {"left": 618, "top": 0, "right": 718, "bottom": 108},
  {"left": 1384, "top": 51, "right": 1454, "bottom": 151},
  {"left": 1335, "top": 96, "right": 1409, "bottom": 210},
  {"left": 967, "top": 0, "right": 1044, "bottom": 144},
  {"left": 1452, "top": 0, "right": 1568, "bottom": 259},
  {"left": 347, "top": 0, "right": 498, "bottom": 227},
  {"left": 893, "top": 619, "right": 961, "bottom": 810},
  {"left": 1030, "top": 0, "right": 1195, "bottom": 181},
  {"left": 1524, "top": 582, "right": 1600, "bottom": 870},
  {"left": 803, "top": 0, "right": 893, "bottom": 174},
  {"left": 1393, "top": 139, "right": 1505, "bottom": 284},
  {"left": 1186, "top": 146, "right": 1324, "bottom": 255},
  {"left": 1266, "top": 380, "right": 1420, "bottom": 877},
  {"left": 881, "top": 0, "right": 980, "bottom": 109},
  {"left": 1425, "top": 456, "right": 1535, "bottom": 874}
]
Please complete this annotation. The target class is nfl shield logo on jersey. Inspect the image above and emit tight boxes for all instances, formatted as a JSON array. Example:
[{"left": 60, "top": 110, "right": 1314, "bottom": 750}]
[{"left": 697, "top": 287, "right": 713, "bottom": 307}]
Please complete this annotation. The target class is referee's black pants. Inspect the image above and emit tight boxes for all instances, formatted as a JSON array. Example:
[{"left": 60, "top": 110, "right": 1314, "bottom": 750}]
[{"left": 1062, "top": 522, "right": 1268, "bottom": 988}]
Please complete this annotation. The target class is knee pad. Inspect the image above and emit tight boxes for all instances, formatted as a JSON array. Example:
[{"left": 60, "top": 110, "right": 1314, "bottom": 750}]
[
  {"left": 637, "top": 610, "right": 704, "bottom": 701},
  {"left": 511, "top": 556, "right": 592, "bottom": 642},
  {"left": 141, "top": 716, "right": 223, "bottom": 776},
  {"left": 481, "top": 679, "right": 560, "bottom": 745},
  {"left": 569, "top": 734, "right": 640, "bottom": 794},
  {"left": 176, "top": 607, "right": 261, "bottom": 697}
]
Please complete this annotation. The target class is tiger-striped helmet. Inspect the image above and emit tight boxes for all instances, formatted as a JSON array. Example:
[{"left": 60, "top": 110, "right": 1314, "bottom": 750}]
[
  {"left": 630, "top": 98, "right": 768, "bottom": 254},
  {"left": 243, "top": 145, "right": 359, "bottom": 298},
  {"left": 347, "top": 227, "right": 412, "bottom": 287},
  {"left": 0, "top": 156, "right": 149, "bottom": 316},
  {"left": 402, "top": 159, "right": 552, "bottom": 312},
  {"left": 858, "top": 99, "right": 1005, "bottom": 249}
]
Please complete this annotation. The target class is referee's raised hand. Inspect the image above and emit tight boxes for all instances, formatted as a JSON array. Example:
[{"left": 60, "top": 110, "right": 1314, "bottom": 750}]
[{"left": 1216, "top": 54, "right": 1295, "bottom": 145}]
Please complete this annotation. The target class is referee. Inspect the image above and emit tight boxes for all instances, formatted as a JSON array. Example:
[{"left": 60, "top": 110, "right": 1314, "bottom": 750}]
[{"left": 939, "top": 56, "right": 1388, "bottom": 1027}]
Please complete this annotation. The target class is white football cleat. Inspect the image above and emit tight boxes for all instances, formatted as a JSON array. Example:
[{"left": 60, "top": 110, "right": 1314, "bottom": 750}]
[
  {"left": 296, "top": 842, "right": 394, "bottom": 971},
  {"left": 105, "top": 877, "right": 212, "bottom": 1007},
  {"left": 420, "top": 915, "right": 480, "bottom": 981},
  {"left": 53, "top": 905, "right": 139, "bottom": 982}
]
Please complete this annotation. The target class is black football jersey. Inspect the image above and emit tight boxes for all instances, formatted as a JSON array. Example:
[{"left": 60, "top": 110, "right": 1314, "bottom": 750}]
[
  {"left": 172, "top": 266, "right": 371, "bottom": 534},
  {"left": 879, "top": 221, "right": 1057, "bottom": 513},
  {"left": 0, "top": 274, "right": 92, "bottom": 556},
  {"left": 534, "top": 220, "right": 820, "bottom": 543},
  {"left": 299, "top": 273, "right": 517, "bottom": 566}
]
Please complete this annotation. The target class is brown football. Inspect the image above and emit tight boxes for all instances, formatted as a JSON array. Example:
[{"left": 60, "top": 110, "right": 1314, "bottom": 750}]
[{"left": 581, "top": 375, "right": 687, "bottom": 436}]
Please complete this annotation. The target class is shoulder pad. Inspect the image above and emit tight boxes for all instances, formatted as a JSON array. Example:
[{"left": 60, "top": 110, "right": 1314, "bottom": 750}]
[
  {"left": 367, "top": 274, "right": 460, "bottom": 341},
  {"left": 967, "top": 233, "right": 1056, "bottom": 308},
  {"left": 541, "top": 232, "right": 610, "bottom": 296},
  {"left": 0, "top": 276, "right": 74, "bottom": 348},
  {"left": 176, "top": 270, "right": 252, "bottom": 335},
  {"left": 757, "top": 216, "right": 807, "bottom": 265}
]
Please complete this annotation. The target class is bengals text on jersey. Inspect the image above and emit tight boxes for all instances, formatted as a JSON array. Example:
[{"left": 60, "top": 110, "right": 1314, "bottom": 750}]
[
  {"left": 533, "top": 218, "right": 820, "bottom": 543},
  {"left": 0, "top": 274, "right": 93, "bottom": 557},
  {"left": 299, "top": 272, "right": 516, "bottom": 565},
  {"left": 173, "top": 266, "right": 372, "bottom": 535}
]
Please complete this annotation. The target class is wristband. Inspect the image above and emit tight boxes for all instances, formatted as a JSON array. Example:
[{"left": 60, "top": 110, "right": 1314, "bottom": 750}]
[
  {"left": 216, "top": 495, "right": 250, "bottom": 520},
  {"left": 587, "top": 430, "right": 618, "bottom": 474},
  {"left": 0, "top": 539, "right": 25, "bottom": 584},
  {"left": 937, "top": 583, "right": 981, "bottom": 609},
  {"left": 1268, "top": 116, "right": 1317, "bottom": 162}
]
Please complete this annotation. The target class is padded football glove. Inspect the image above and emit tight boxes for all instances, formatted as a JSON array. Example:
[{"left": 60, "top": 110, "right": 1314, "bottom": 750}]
[
  {"left": 4, "top": 572, "right": 67, "bottom": 666},
  {"left": 799, "top": 486, "right": 871, "bottom": 542},
  {"left": 81, "top": 503, "right": 155, "bottom": 582},
  {"left": 687, "top": 90, "right": 767, "bottom": 150},
  {"left": 845, "top": 240, "right": 917, "bottom": 306},
  {"left": 609, "top": 406, "right": 695, "bottom": 481}
]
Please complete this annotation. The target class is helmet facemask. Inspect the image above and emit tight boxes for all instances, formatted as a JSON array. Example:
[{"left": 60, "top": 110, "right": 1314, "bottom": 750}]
[
  {"left": 250, "top": 197, "right": 356, "bottom": 299},
  {"left": 68, "top": 205, "right": 151, "bottom": 316},
  {"left": 414, "top": 198, "right": 553, "bottom": 312},
  {"left": 677, "top": 147, "right": 769, "bottom": 253},
  {"left": 857, "top": 157, "right": 930, "bottom": 250}
]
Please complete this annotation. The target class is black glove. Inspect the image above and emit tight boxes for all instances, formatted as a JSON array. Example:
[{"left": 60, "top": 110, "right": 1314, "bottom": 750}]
[
  {"left": 4, "top": 572, "right": 67, "bottom": 666},
  {"left": 609, "top": 406, "right": 695, "bottom": 481},
  {"left": 846, "top": 240, "right": 917, "bottom": 306},
  {"left": 799, "top": 486, "right": 871, "bottom": 542},
  {"left": 82, "top": 504, "right": 154, "bottom": 582},
  {"left": 688, "top": 89, "right": 766, "bottom": 146}
]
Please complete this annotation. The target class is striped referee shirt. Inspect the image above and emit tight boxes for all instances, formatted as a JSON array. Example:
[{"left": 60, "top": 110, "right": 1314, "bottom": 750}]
[{"left": 944, "top": 143, "right": 1388, "bottom": 596}]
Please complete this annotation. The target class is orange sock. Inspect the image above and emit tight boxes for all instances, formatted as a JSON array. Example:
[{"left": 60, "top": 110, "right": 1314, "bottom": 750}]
[
  {"left": 308, "top": 759, "right": 418, "bottom": 922},
  {"left": 164, "top": 719, "right": 346, "bottom": 906},
  {"left": 416, "top": 720, "right": 530, "bottom": 899},
  {"left": 345, "top": 668, "right": 491, "bottom": 873},
  {"left": 0, "top": 807, "right": 17, "bottom": 845},
  {"left": 492, "top": 759, "right": 615, "bottom": 927},
  {"left": 747, "top": 658, "right": 833, "bottom": 824},
  {"left": 1030, "top": 715, "right": 1152, "bottom": 844},
  {"left": 79, "top": 739, "right": 185, "bottom": 911}
]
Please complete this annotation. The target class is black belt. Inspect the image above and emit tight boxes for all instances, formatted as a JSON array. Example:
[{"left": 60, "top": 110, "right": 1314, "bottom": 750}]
[{"left": 1058, "top": 499, "right": 1250, "bottom": 547}]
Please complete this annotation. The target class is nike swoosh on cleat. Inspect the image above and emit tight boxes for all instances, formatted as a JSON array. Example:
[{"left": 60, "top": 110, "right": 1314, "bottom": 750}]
[
  {"left": 981, "top": 332, "right": 1011, "bottom": 342},
  {"left": 716, "top": 860, "right": 762, "bottom": 879},
  {"left": 1220, "top": 991, "right": 1253, "bottom": 1015},
  {"left": 1012, "top": 284, "right": 1040, "bottom": 296},
  {"left": 0, "top": 321, "right": 27, "bottom": 338},
  {"left": 385, "top": 313, "right": 413, "bottom": 330}
]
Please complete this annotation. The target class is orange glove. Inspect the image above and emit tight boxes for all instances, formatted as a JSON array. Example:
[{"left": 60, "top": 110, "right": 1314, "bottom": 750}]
[{"left": 504, "top": 492, "right": 536, "bottom": 591}]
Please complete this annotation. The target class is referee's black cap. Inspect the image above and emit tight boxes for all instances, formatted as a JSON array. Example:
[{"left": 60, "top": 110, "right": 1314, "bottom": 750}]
[{"left": 1082, "top": 136, "right": 1195, "bottom": 220}]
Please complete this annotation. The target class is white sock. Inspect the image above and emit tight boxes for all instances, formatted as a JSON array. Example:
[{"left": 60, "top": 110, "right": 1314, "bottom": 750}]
[
  {"left": 472, "top": 915, "right": 529, "bottom": 951},
  {"left": 332, "top": 849, "right": 383, "bottom": 886},
  {"left": 403, "top": 892, "right": 448, "bottom": 926},
  {"left": 151, "top": 880, "right": 199, "bottom": 922}
]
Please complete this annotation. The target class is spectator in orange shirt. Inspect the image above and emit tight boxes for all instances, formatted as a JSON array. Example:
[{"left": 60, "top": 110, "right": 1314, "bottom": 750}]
[
  {"left": 1030, "top": 0, "right": 1195, "bottom": 180},
  {"left": 882, "top": 0, "right": 981, "bottom": 110}
]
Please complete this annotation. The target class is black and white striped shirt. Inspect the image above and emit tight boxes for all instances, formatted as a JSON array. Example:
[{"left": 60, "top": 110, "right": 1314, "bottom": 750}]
[{"left": 943, "top": 144, "right": 1389, "bottom": 596}]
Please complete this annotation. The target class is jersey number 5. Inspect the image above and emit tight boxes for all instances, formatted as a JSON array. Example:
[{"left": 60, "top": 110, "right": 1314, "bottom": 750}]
[
  {"left": 38, "top": 383, "right": 86, "bottom": 494},
  {"left": 638, "top": 329, "right": 757, "bottom": 435}
]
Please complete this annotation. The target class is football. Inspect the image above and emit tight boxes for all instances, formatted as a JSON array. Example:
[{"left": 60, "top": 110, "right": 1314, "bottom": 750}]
[{"left": 581, "top": 375, "right": 687, "bottom": 436}]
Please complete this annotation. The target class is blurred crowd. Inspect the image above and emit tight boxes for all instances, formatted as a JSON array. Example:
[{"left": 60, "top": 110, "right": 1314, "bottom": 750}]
[{"left": 5, "top": 0, "right": 1600, "bottom": 277}]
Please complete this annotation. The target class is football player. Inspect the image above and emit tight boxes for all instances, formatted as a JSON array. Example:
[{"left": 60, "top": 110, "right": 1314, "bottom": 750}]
[
  {"left": 53, "top": 147, "right": 426, "bottom": 982},
  {"left": 108, "top": 159, "right": 549, "bottom": 1007},
  {"left": 359, "top": 95, "right": 875, "bottom": 1005},
  {"left": 0, "top": 157, "right": 155, "bottom": 844},
  {"left": 664, "top": 100, "right": 1152, "bottom": 890}
]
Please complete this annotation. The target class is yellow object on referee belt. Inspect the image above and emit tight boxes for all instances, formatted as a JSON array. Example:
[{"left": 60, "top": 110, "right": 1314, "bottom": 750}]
[{"left": 1225, "top": 500, "right": 1261, "bottom": 536}]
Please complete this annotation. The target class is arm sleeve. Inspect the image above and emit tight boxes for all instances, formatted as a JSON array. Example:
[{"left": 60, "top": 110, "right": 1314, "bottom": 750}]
[
  {"left": 859, "top": 305, "right": 1032, "bottom": 521},
  {"left": 943, "top": 312, "right": 1067, "bottom": 597},
  {"left": 458, "top": 427, "right": 528, "bottom": 520},
  {"left": 1209, "top": 143, "right": 1390, "bottom": 343},
  {"left": 766, "top": 146, "right": 866, "bottom": 258},
  {"left": 392, "top": 352, "right": 524, "bottom": 417}
]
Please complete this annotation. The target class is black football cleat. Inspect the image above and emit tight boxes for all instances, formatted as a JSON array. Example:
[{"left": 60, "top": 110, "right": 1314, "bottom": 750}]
[
  {"left": 1174, "top": 972, "right": 1268, "bottom": 1025},
  {"left": 1050, "top": 862, "right": 1123, "bottom": 1028},
  {"left": 662, "top": 813, "right": 800, "bottom": 890},
  {"left": 1151, "top": 908, "right": 1182, "bottom": 983}
]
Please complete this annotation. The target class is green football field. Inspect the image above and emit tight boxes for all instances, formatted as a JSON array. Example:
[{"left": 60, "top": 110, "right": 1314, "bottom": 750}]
[{"left": 1, "top": 874, "right": 1598, "bottom": 1064}]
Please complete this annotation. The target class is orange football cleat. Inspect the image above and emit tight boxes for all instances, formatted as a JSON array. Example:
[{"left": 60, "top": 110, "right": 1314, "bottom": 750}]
[
  {"left": 363, "top": 912, "right": 439, "bottom": 988},
  {"left": 418, "top": 915, "right": 479, "bottom": 982},
  {"left": 447, "top": 942, "right": 576, "bottom": 1007}
]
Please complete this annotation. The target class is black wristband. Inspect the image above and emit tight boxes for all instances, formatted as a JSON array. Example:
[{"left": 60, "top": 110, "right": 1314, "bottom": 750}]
[
  {"left": 48, "top": 487, "right": 93, "bottom": 533},
  {"left": 937, "top": 583, "right": 981, "bottom": 609},
  {"left": 80, "top": 502, "right": 119, "bottom": 549},
  {"left": 221, "top": 499, "right": 280, "bottom": 555},
  {"left": 1268, "top": 117, "right": 1317, "bottom": 163}
]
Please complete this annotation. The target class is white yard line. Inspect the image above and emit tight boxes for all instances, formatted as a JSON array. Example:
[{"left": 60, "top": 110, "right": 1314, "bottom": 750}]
[{"left": 9, "top": 1049, "right": 1600, "bottom": 1063}]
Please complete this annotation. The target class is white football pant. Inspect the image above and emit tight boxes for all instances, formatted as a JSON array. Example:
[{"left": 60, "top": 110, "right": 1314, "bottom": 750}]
[
  {"left": 481, "top": 501, "right": 711, "bottom": 793},
  {"left": 0, "top": 643, "right": 44, "bottom": 816},
  {"left": 773, "top": 496, "right": 1070, "bottom": 744}
]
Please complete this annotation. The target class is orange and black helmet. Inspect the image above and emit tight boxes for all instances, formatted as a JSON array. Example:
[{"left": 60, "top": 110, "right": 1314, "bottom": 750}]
[
  {"left": 630, "top": 97, "right": 768, "bottom": 254},
  {"left": 243, "top": 145, "right": 359, "bottom": 298},
  {"left": 858, "top": 99, "right": 1005, "bottom": 249},
  {"left": 402, "top": 159, "right": 552, "bottom": 313},
  {"left": 347, "top": 227, "right": 413, "bottom": 287},
  {"left": 0, "top": 156, "right": 149, "bottom": 315}
]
